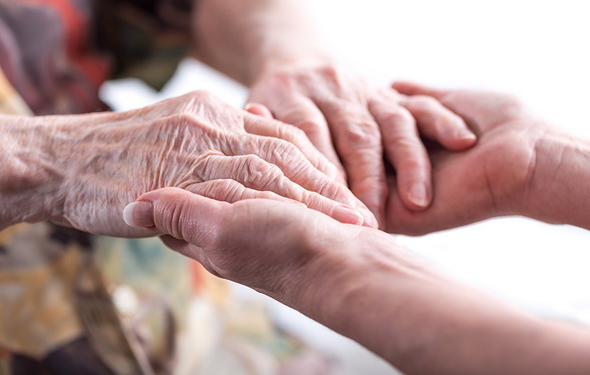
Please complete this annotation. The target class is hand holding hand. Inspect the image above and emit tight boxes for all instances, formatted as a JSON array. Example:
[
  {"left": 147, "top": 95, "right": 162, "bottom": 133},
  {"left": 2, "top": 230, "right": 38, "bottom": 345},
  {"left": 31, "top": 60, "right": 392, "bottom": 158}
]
[
  {"left": 249, "top": 63, "right": 477, "bottom": 226},
  {"left": 122, "top": 187, "right": 367, "bottom": 300},
  {"left": 386, "top": 82, "right": 551, "bottom": 234},
  {"left": 2, "top": 91, "right": 375, "bottom": 235}
]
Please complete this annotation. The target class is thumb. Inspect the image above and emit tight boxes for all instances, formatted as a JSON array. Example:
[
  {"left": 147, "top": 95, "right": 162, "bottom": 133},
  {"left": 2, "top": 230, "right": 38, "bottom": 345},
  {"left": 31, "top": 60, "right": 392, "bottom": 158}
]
[{"left": 123, "top": 187, "right": 225, "bottom": 248}]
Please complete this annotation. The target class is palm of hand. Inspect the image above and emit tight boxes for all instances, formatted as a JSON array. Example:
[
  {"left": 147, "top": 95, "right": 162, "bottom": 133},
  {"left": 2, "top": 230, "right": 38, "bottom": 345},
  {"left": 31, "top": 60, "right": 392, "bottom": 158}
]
[
  {"left": 386, "top": 89, "right": 543, "bottom": 235},
  {"left": 151, "top": 191, "right": 360, "bottom": 299}
]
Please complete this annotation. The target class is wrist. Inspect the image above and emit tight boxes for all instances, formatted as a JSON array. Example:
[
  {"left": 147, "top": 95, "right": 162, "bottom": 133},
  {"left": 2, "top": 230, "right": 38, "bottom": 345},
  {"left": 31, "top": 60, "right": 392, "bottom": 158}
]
[
  {"left": 247, "top": 47, "right": 333, "bottom": 85},
  {"left": 0, "top": 115, "right": 63, "bottom": 227},
  {"left": 521, "top": 130, "right": 590, "bottom": 228}
]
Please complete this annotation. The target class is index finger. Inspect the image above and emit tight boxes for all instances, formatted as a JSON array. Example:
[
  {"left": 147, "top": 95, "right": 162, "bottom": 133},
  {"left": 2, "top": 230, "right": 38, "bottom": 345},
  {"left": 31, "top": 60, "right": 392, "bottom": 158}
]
[
  {"left": 243, "top": 112, "right": 346, "bottom": 184},
  {"left": 226, "top": 136, "right": 378, "bottom": 228},
  {"left": 320, "top": 103, "right": 387, "bottom": 227}
]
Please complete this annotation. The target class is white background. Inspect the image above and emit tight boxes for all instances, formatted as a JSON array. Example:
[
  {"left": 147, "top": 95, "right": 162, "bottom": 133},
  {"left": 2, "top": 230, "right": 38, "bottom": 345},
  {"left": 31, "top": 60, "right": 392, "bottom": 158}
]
[{"left": 101, "top": 1, "right": 590, "bottom": 373}]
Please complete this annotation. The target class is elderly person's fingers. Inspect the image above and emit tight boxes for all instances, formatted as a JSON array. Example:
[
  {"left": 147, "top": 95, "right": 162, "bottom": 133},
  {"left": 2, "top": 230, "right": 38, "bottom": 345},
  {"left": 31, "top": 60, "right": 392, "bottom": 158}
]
[
  {"left": 317, "top": 102, "right": 387, "bottom": 227},
  {"left": 123, "top": 187, "right": 346, "bottom": 292},
  {"left": 399, "top": 94, "right": 477, "bottom": 150},
  {"left": 268, "top": 97, "right": 345, "bottom": 178},
  {"left": 242, "top": 110, "right": 345, "bottom": 184},
  {"left": 230, "top": 136, "right": 377, "bottom": 227},
  {"left": 369, "top": 96, "right": 432, "bottom": 211},
  {"left": 186, "top": 179, "right": 305, "bottom": 205},
  {"left": 191, "top": 154, "right": 365, "bottom": 225},
  {"left": 249, "top": 65, "right": 392, "bottom": 227}
]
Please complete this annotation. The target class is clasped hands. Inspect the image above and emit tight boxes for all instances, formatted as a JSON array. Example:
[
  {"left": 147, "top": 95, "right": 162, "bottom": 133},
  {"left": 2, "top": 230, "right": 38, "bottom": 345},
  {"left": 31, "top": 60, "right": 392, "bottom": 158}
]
[
  {"left": 15, "top": 60, "right": 546, "bottom": 271},
  {"left": 122, "top": 77, "right": 549, "bottom": 297},
  {"left": 114, "top": 64, "right": 544, "bottom": 237}
]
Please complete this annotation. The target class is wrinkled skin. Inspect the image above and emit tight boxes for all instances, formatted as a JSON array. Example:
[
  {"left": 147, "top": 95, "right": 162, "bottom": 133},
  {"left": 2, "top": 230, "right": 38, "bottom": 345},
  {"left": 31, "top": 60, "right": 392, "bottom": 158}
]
[
  {"left": 386, "top": 82, "right": 549, "bottom": 235},
  {"left": 4, "top": 91, "right": 376, "bottom": 237},
  {"left": 249, "top": 63, "right": 477, "bottom": 226}
]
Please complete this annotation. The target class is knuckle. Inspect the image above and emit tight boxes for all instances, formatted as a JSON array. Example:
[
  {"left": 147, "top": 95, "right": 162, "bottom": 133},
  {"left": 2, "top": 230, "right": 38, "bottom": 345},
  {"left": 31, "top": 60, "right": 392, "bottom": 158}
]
[
  {"left": 191, "top": 153, "right": 218, "bottom": 183},
  {"left": 379, "top": 108, "right": 414, "bottom": 126},
  {"left": 338, "top": 121, "right": 381, "bottom": 149},
  {"left": 269, "top": 138, "right": 300, "bottom": 159},
  {"left": 318, "top": 64, "right": 345, "bottom": 88},
  {"left": 160, "top": 197, "right": 189, "bottom": 240},
  {"left": 200, "top": 179, "right": 242, "bottom": 202},
  {"left": 314, "top": 179, "right": 349, "bottom": 202},
  {"left": 240, "top": 155, "right": 283, "bottom": 188}
]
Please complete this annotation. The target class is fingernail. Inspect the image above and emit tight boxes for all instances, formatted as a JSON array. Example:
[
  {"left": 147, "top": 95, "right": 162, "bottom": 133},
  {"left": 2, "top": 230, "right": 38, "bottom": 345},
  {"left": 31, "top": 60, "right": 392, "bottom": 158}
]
[
  {"left": 363, "top": 208, "right": 380, "bottom": 229},
  {"left": 123, "top": 201, "right": 154, "bottom": 228},
  {"left": 457, "top": 129, "right": 477, "bottom": 141},
  {"left": 332, "top": 205, "right": 365, "bottom": 226},
  {"left": 408, "top": 183, "right": 429, "bottom": 208}
]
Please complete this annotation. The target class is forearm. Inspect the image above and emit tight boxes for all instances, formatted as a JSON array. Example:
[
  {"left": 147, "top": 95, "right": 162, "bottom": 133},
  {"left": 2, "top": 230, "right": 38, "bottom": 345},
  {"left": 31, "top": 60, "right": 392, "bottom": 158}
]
[
  {"left": 0, "top": 115, "right": 62, "bottom": 228},
  {"left": 192, "top": 0, "right": 329, "bottom": 85},
  {"left": 524, "top": 131, "right": 590, "bottom": 229},
  {"left": 284, "top": 230, "right": 590, "bottom": 374}
]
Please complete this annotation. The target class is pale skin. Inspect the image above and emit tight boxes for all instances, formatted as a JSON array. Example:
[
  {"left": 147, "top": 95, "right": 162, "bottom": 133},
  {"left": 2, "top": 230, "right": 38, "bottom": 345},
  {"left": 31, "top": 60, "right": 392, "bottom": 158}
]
[
  {"left": 192, "top": 0, "right": 477, "bottom": 226},
  {"left": 124, "top": 84, "right": 590, "bottom": 374},
  {"left": 0, "top": 91, "right": 376, "bottom": 235},
  {"left": 387, "top": 81, "right": 590, "bottom": 234},
  {"left": 0, "top": 0, "right": 475, "bottom": 234}
]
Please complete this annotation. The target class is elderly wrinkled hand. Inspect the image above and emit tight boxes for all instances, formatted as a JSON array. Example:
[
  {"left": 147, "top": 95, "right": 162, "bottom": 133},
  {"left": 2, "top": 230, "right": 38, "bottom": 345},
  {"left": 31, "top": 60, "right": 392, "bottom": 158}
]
[
  {"left": 249, "top": 62, "right": 477, "bottom": 227},
  {"left": 1, "top": 91, "right": 376, "bottom": 236}
]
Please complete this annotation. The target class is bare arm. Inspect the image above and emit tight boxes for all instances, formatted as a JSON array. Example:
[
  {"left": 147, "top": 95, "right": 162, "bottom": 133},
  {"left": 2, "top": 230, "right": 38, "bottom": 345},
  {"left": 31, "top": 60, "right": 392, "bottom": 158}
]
[
  {"left": 127, "top": 187, "right": 590, "bottom": 374},
  {"left": 310, "top": 232, "right": 590, "bottom": 374},
  {"left": 191, "top": 0, "right": 324, "bottom": 85}
]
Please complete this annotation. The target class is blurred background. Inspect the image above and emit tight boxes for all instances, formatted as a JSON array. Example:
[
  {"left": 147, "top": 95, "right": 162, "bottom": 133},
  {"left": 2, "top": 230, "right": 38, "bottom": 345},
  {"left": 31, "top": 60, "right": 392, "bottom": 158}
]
[{"left": 101, "top": 1, "right": 590, "bottom": 374}]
